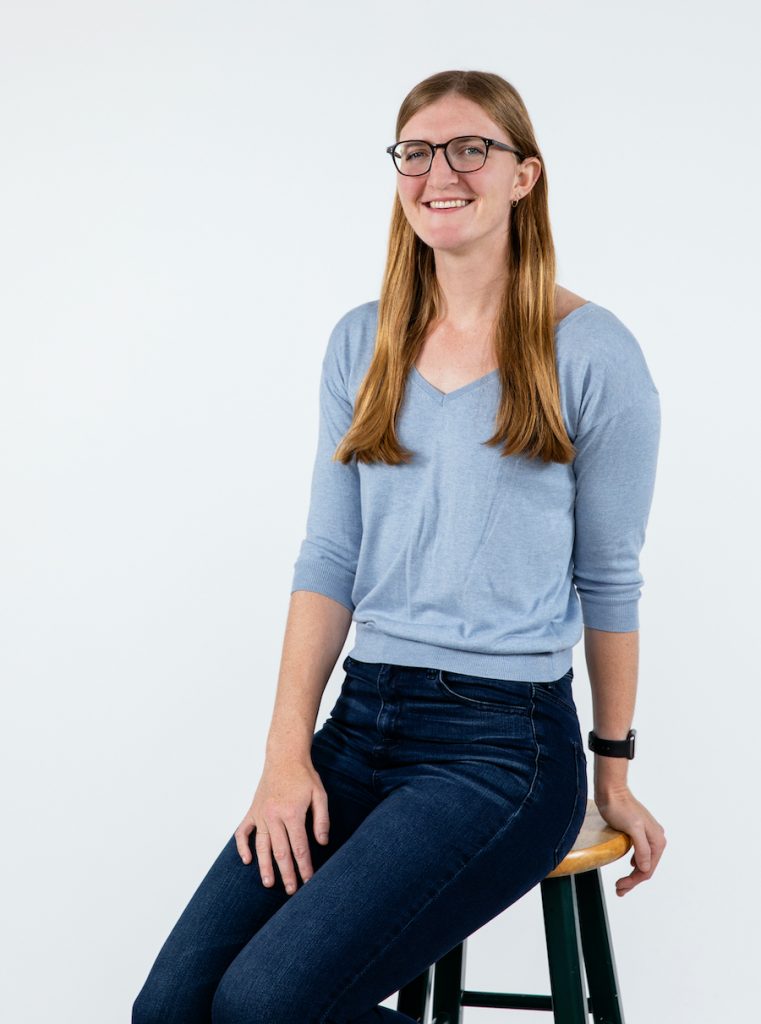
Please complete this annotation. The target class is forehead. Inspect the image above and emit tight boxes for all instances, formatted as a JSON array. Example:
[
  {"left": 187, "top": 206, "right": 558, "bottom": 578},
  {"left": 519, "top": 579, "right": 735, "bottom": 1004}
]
[{"left": 400, "top": 94, "right": 504, "bottom": 141}]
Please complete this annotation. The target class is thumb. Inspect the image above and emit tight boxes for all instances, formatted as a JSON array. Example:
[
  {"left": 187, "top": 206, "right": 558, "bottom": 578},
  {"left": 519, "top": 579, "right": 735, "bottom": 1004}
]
[{"left": 312, "top": 790, "right": 330, "bottom": 845}]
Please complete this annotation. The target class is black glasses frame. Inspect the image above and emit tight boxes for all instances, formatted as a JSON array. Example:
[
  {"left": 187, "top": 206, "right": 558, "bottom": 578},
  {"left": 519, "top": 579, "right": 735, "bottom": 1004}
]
[{"left": 386, "top": 135, "right": 526, "bottom": 176}]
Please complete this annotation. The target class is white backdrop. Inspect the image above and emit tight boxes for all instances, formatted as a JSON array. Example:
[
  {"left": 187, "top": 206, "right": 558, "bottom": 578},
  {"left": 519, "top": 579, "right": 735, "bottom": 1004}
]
[{"left": 1, "top": 1, "right": 759, "bottom": 1021}]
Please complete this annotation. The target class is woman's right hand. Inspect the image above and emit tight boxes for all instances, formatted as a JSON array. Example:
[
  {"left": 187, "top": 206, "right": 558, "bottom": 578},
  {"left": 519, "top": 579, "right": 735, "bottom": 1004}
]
[{"left": 234, "top": 756, "right": 331, "bottom": 894}]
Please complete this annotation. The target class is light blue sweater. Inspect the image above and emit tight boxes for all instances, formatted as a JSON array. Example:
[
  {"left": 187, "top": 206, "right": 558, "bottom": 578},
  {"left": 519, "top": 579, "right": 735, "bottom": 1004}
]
[{"left": 291, "top": 300, "right": 661, "bottom": 682}]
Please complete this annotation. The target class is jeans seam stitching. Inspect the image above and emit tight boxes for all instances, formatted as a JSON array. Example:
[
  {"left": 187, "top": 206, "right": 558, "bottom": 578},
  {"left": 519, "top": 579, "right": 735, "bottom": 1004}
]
[
  {"left": 552, "top": 741, "right": 583, "bottom": 867},
  {"left": 542, "top": 693, "right": 577, "bottom": 715}
]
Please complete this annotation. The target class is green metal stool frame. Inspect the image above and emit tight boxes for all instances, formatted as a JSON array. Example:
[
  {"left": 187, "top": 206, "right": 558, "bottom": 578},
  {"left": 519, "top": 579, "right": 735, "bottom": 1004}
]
[{"left": 396, "top": 800, "right": 630, "bottom": 1023}]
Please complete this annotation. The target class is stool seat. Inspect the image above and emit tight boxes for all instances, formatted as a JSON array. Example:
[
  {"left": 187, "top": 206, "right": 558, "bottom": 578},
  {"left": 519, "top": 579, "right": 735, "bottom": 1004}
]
[
  {"left": 547, "top": 799, "right": 632, "bottom": 877},
  {"left": 397, "top": 799, "right": 632, "bottom": 1023}
]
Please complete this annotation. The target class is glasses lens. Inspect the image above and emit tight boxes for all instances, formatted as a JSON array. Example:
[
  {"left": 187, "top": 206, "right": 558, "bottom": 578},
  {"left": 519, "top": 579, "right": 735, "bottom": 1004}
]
[
  {"left": 393, "top": 141, "right": 433, "bottom": 175},
  {"left": 446, "top": 137, "right": 487, "bottom": 172}
]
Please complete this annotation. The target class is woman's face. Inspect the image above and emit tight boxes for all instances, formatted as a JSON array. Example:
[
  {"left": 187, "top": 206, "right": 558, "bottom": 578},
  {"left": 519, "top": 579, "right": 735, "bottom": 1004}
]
[{"left": 395, "top": 94, "right": 533, "bottom": 257}]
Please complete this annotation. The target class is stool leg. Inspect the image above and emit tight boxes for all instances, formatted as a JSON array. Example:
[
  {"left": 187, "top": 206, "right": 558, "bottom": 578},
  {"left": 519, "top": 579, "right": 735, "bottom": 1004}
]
[
  {"left": 431, "top": 940, "right": 467, "bottom": 1024},
  {"left": 541, "top": 874, "right": 589, "bottom": 1022},
  {"left": 396, "top": 964, "right": 434, "bottom": 1023},
  {"left": 574, "top": 869, "right": 626, "bottom": 1024}
]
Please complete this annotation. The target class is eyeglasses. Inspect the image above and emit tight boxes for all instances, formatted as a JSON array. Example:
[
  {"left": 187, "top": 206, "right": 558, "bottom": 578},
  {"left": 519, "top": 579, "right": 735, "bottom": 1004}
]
[{"left": 386, "top": 135, "right": 525, "bottom": 176}]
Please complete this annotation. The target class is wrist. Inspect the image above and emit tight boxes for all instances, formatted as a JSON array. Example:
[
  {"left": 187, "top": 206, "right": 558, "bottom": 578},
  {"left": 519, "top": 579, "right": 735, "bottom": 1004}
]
[
  {"left": 266, "top": 727, "right": 314, "bottom": 764},
  {"left": 594, "top": 778, "right": 630, "bottom": 799},
  {"left": 594, "top": 758, "right": 630, "bottom": 800}
]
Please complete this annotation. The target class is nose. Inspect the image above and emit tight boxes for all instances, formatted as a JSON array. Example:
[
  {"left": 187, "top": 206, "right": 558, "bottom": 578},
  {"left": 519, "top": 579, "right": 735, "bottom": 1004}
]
[{"left": 429, "top": 146, "right": 458, "bottom": 184}]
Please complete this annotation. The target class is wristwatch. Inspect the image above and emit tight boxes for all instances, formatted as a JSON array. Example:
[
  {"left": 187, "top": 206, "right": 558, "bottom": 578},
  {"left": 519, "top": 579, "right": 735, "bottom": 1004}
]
[{"left": 588, "top": 728, "right": 636, "bottom": 759}]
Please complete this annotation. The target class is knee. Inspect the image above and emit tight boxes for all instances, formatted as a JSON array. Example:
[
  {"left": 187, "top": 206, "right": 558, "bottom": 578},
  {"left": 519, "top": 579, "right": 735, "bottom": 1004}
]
[
  {"left": 211, "top": 979, "right": 259, "bottom": 1024},
  {"left": 211, "top": 973, "right": 306, "bottom": 1024},
  {"left": 131, "top": 987, "right": 160, "bottom": 1024},
  {"left": 131, "top": 975, "right": 184, "bottom": 1024}
]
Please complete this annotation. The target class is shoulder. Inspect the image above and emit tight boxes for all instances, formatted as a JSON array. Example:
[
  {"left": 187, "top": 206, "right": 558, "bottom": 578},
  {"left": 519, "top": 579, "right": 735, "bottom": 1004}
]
[
  {"left": 324, "top": 300, "right": 379, "bottom": 396},
  {"left": 329, "top": 300, "right": 379, "bottom": 348},
  {"left": 556, "top": 302, "right": 654, "bottom": 378},
  {"left": 554, "top": 301, "right": 660, "bottom": 434}
]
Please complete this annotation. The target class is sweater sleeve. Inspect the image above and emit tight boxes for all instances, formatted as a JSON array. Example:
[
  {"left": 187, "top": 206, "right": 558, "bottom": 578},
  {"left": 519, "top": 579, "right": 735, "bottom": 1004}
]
[
  {"left": 571, "top": 355, "right": 661, "bottom": 632},
  {"left": 290, "top": 317, "right": 362, "bottom": 613}
]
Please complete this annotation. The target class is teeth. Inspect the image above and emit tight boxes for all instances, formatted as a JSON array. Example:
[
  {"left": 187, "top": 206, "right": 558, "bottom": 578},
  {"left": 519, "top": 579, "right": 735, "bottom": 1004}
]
[{"left": 428, "top": 199, "right": 472, "bottom": 209}]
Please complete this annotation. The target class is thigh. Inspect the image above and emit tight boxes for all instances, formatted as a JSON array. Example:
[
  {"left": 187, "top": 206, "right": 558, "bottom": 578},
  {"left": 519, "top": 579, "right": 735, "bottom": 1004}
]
[
  {"left": 131, "top": 725, "right": 379, "bottom": 1024},
  {"left": 210, "top": 666, "right": 587, "bottom": 1024}
]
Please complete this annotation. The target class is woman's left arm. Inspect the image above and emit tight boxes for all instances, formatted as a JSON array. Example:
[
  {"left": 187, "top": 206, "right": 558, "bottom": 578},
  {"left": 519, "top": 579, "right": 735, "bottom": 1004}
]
[{"left": 584, "top": 624, "right": 667, "bottom": 896}]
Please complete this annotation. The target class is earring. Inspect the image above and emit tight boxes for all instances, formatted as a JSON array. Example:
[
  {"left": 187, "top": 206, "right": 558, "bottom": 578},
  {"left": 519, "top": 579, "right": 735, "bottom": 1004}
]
[{"left": 512, "top": 196, "right": 520, "bottom": 207}]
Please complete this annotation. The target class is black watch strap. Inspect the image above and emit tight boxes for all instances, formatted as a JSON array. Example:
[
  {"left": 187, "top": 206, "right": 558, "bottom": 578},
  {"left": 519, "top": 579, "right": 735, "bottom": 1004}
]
[{"left": 588, "top": 728, "right": 636, "bottom": 759}]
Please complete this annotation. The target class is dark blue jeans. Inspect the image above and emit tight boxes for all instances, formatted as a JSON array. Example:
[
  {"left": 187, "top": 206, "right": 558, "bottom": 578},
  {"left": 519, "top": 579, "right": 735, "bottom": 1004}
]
[{"left": 132, "top": 656, "right": 587, "bottom": 1024}]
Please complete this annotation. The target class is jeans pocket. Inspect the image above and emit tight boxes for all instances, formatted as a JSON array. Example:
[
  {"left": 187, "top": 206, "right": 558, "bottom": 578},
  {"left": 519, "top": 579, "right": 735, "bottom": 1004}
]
[
  {"left": 535, "top": 667, "right": 577, "bottom": 716},
  {"left": 551, "top": 739, "right": 587, "bottom": 869},
  {"left": 342, "top": 655, "right": 378, "bottom": 686},
  {"left": 436, "top": 670, "right": 534, "bottom": 713}
]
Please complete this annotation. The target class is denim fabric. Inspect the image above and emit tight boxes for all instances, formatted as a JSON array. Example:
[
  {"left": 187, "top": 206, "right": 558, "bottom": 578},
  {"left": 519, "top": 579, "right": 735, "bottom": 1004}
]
[{"left": 132, "top": 657, "right": 587, "bottom": 1024}]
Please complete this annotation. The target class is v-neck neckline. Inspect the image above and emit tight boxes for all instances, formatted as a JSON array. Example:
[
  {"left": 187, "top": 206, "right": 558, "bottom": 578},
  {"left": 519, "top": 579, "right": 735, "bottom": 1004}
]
[
  {"left": 410, "top": 365, "right": 499, "bottom": 403},
  {"left": 410, "top": 301, "right": 595, "bottom": 406}
]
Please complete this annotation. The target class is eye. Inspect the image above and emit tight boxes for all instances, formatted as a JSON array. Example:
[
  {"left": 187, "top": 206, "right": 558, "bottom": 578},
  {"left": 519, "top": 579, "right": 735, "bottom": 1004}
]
[
  {"left": 454, "top": 142, "right": 485, "bottom": 158},
  {"left": 404, "top": 149, "right": 427, "bottom": 162},
  {"left": 395, "top": 142, "right": 433, "bottom": 166}
]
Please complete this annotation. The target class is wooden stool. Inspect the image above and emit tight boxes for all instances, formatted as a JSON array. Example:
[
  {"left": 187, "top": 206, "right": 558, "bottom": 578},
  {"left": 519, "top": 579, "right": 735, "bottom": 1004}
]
[{"left": 396, "top": 800, "right": 630, "bottom": 1023}]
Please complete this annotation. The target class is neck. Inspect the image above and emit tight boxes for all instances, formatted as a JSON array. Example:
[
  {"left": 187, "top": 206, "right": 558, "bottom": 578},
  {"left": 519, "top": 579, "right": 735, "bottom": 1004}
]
[{"left": 431, "top": 234, "right": 509, "bottom": 330}]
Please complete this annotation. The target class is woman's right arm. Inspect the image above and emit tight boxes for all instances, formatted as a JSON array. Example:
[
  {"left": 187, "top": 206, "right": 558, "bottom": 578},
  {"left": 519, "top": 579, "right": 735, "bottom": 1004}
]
[
  {"left": 234, "top": 589, "right": 352, "bottom": 889},
  {"left": 266, "top": 589, "right": 353, "bottom": 764},
  {"left": 234, "top": 310, "right": 363, "bottom": 889}
]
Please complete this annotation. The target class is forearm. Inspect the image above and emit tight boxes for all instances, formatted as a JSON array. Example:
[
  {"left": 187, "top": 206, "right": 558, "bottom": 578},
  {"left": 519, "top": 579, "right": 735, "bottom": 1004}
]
[
  {"left": 583, "top": 625, "right": 639, "bottom": 800},
  {"left": 265, "top": 590, "right": 352, "bottom": 763}
]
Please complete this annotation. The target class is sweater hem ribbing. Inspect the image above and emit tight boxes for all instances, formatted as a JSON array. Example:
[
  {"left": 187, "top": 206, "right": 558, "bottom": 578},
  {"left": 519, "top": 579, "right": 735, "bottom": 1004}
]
[{"left": 348, "top": 623, "right": 573, "bottom": 683}]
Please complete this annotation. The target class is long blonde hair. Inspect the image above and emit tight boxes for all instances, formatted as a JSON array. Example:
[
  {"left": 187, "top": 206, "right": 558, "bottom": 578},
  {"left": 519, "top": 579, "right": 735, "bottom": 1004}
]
[{"left": 334, "top": 69, "right": 575, "bottom": 467}]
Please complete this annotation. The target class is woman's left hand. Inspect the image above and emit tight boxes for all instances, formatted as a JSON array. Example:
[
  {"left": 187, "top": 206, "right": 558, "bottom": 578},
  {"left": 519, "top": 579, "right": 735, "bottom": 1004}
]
[{"left": 594, "top": 786, "right": 667, "bottom": 896}]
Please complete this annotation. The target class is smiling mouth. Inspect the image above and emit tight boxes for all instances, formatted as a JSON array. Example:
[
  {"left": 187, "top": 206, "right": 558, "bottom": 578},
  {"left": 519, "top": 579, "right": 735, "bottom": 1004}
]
[{"left": 423, "top": 199, "right": 475, "bottom": 210}]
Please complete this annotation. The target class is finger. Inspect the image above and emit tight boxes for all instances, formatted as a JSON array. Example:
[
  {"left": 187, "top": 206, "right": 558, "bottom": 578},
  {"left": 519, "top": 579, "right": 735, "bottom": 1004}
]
[
  {"left": 633, "top": 819, "right": 668, "bottom": 877},
  {"left": 616, "top": 866, "right": 646, "bottom": 895},
  {"left": 616, "top": 829, "right": 664, "bottom": 896},
  {"left": 615, "top": 855, "right": 646, "bottom": 896},
  {"left": 269, "top": 819, "right": 300, "bottom": 895},
  {"left": 620, "top": 825, "right": 652, "bottom": 877},
  {"left": 253, "top": 826, "right": 276, "bottom": 886},
  {"left": 234, "top": 818, "right": 255, "bottom": 865},
  {"left": 311, "top": 788, "right": 330, "bottom": 846},
  {"left": 646, "top": 829, "right": 667, "bottom": 876},
  {"left": 284, "top": 817, "right": 315, "bottom": 884}
]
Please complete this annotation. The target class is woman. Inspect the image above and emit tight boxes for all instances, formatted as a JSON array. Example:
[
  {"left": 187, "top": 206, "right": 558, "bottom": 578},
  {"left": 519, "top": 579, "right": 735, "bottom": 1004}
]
[{"left": 133, "top": 69, "right": 667, "bottom": 1024}]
